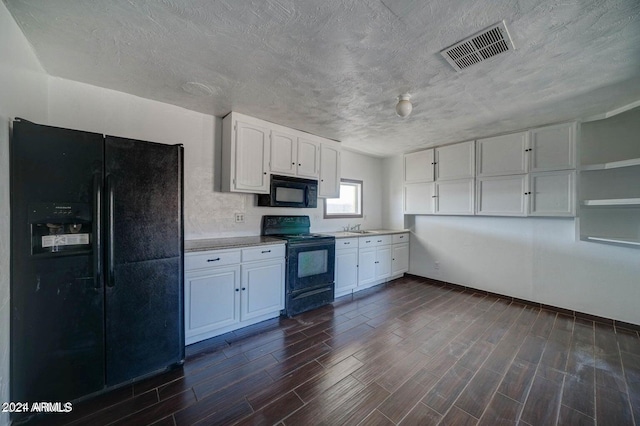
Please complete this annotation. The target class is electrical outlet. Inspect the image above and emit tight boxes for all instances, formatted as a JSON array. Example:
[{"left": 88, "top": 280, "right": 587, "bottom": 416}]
[
  {"left": 235, "top": 213, "right": 245, "bottom": 223},
  {"left": 434, "top": 261, "right": 440, "bottom": 270}
]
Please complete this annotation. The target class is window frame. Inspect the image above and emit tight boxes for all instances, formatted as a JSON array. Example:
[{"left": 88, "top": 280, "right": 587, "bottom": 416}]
[{"left": 323, "top": 178, "right": 364, "bottom": 219}]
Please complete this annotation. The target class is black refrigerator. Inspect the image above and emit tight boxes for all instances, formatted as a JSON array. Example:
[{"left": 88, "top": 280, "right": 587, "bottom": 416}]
[{"left": 10, "top": 119, "right": 184, "bottom": 408}]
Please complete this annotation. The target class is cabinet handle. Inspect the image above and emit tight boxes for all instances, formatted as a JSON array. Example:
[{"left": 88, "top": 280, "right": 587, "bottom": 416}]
[
  {"left": 292, "top": 162, "right": 295, "bottom": 165},
  {"left": 242, "top": 287, "right": 246, "bottom": 291},
  {"left": 207, "top": 258, "right": 221, "bottom": 262},
  {"left": 375, "top": 261, "right": 379, "bottom": 264},
  {"left": 432, "top": 195, "right": 437, "bottom": 198},
  {"left": 377, "top": 240, "right": 382, "bottom": 243},
  {"left": 298, "top": 163, "right": 301, "bottom": 166},
  {"left": 344, "top": 242, "right": 350, "bottom": 245},
  {"left": 235, "top": 288, "right": 240, "bottom": 292},
  {"left": 261, "top": 249, "right": 271, "bottom": 253}
]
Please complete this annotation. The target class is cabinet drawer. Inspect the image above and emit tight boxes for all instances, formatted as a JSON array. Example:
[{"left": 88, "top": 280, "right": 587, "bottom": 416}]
[
  {"left": 336, "top": 238, "right": 359, "bottom": 249},
  {"left": 242, "top": 244, "right": 285, "bottom": 262},
  {"left": 359, "top": 234, "right": 391, "bottom": 247},
  {"left": 186, "top": 249, "right": 241, "bottom": 271},
  {"left": 392, "top": 233, "right": 409, "bottom": 244}
]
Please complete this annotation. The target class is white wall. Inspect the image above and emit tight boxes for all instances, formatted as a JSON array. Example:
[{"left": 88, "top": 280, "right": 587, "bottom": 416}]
[
  {"left": 0, "top": 3, "right": 49, "bottom": 424},
  {"left": 384, "top": 153, "right": 640, "bottom": 326},
  {"left": 47, "top": 81, "right": 383, "bottom": 239}
]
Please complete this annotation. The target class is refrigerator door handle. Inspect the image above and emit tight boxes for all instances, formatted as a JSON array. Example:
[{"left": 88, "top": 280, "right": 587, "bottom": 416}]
[
  {"left": 93, "top": 173, "right": 103, "bottom": 288},
  {"left": 106, "top": 174, "right": 115, "bottom": 288}
]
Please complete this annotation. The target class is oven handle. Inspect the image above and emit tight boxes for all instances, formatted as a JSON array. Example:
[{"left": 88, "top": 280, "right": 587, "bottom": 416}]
[
  {"left": 291, "top": 286, "right": 333, "bottom": 299},
  {"left": 287, "top": 240, "right": 336, "bottom": 249}
]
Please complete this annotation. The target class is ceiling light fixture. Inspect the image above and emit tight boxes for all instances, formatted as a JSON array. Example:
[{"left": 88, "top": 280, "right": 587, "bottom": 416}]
[{"left": 396, "top": 94, "right": 412, "bottom": 118}]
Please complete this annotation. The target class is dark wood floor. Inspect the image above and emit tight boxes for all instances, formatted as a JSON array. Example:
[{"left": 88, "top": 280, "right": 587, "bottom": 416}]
[{"left": 27, "top": 275, "right": 640, "bottom": 425}]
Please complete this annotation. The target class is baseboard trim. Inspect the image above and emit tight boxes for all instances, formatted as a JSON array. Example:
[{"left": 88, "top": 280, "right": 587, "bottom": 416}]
[{"left": 402, "top": 273, "right": 640, "bottom": 333}]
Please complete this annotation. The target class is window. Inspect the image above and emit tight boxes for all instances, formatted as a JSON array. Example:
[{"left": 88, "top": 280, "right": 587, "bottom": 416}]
[{"left": 323, "top": 179, "right": 363, "bottom": 218}]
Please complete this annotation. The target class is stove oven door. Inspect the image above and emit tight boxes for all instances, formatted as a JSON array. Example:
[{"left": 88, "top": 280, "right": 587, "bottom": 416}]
[
  {"left": 287, "top": 240, "right": 335, "bottom": 291},
  {"left": 286, "top": 239, "right": 335, "bottom": 316}
]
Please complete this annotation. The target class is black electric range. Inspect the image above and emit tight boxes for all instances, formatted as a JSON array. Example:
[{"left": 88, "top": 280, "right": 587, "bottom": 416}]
[{"left": 261, "top": 216, "right": 335, "bottom": 316}]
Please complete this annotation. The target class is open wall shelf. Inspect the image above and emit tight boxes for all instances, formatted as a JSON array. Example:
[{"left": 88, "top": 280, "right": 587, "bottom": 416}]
[{"left": 579, "top": 106, "right": 640, "bottom": 248}]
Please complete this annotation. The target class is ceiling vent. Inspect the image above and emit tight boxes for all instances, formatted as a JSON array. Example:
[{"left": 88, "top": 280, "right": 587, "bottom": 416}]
[{"left": 440, "top": 21, "right": 515, "bottom": 71}]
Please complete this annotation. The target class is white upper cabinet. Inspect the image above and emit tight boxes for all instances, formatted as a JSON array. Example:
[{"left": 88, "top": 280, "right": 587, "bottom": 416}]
[
  {"left": 528, "top": 170, "right": 575, "bottom": 216},
  {"left": 404, "top": 149, "right": 435, "bottom": 183},
  {"left": 222, "top": 112, "right": 340, "bottom": 194},
  {"left": 476, "top": 175, "right": 528, "bottom": 216},
  {"left": 270, "top": 132, "right": 320, "bottom": 179},
  {"left": 319, "top": 140, "right": 341, "bottom": 198},
  {"left": 404, "top": 182, "right": 435, "bottom": 214},
  {"left": 529, "top": 122, "right": 576, "bottom": 172},
  {"left": 476, "top": 132, "right": 529, "bottom": 177},
  {"left": 221, "top": 114, "right": 270, "bottom": 194},
  {"left": 270, "top": 130, "right": 298, "bottom": 176},
  {"left": 296, "top": 137, "right": 320, "bottom": 178},
  {"left": 435, "top": 179, "right": 475, "bottom": 215},
  {"left": 436, "top": 141, "right": 475, "bottom": 180}
]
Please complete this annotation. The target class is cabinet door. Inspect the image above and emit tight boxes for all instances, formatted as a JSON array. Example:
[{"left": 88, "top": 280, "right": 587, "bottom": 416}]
[
  {"left": 375, "top": 246, "right": 392, "bottom": 280},
  {"left": 477, "top": 132, "right": 528, "bottom": 176},
  {"left": 476, "top": 175, "right": 528, "bottom": 216},
  {"left": 435, "top": 179, "right": 475, "bottom": 215},
  {"left": 529, "top": 170, "right": 575, "bottom": 216},
  {"left": 270, "top": 130, "right": 297, "bottom": 176},
  {"left": 319, "top": 142, "right": 341, "bottom": 198},
  {"left": 357, "top": 247, "right": 377, "bottom": 287},
  {"left": 234, "top": 120, "right": 270, "bottom": 192},
  {"left": 529, "top": 122, "right": 576, "bottom": 172},
  {"left": 185, "top": 266, "right": 240, "bottom": 343},
  {"left": 404, "top": 149, "right": 435, "bottom": 183},
  {"left": 391, "top": 244, "right": 409, "bottom": 276},
  {"left": 436, "top": 141, "right": 475, "bottom": 180},
  {"left": 335, "top": 248, "right": 358, "bottom": 296},
  {"left": 297, "top": 137, "right": 320, "bottom": 178},
  {"left": 404, "top": 182, "right": 435, "bottom": 214},
  {"left": 241, "top": 259, "right": 285, "bottom": 322}
]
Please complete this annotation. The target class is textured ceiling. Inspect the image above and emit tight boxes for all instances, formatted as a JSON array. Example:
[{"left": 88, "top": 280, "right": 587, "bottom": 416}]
[{"left": 4, "top": 0, "right": 640, "bottom": 156}]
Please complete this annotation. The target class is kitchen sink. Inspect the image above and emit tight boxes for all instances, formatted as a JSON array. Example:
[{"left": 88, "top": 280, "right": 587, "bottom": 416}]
[{"left": 347, "top": 230, "right": 377, "bottom": 234}]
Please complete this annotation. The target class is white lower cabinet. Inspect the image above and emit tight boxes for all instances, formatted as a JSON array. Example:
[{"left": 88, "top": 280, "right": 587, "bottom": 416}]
[
  {"left": 241, "top": 259, "right": 285, "bottom": 322},
  {"left": 391, "top": 243, "right": 409, "bottom": 276},
  {"left": 185, "top": 244, "right": 285, "bottom": 345},
  {"left": 335, "top": 233, "right": 409, "bottom": 294},
  {"left": 335, "top": 238, "right": 358, "bottom": 297},
  {"left": 185, "top": 265, "right": 240, "bottom": 338}
]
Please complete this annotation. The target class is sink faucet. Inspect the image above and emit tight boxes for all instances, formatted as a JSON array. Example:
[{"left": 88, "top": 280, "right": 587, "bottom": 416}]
[
  {"left": 342, "top": 224, "right": 350, "bottom": 232},
  {"left": 350, "top": 224, "right": 361, "bottom": 231}
]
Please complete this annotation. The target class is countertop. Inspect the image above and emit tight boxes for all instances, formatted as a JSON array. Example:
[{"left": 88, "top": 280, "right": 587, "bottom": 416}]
[
  {"left": 324, "top": 229, "right": 410, "bottom": 239},
  {"left": 185, "top": 229, "right": 410, "bottom": 251},
  {"left": 184, "top": 236, "right": 285, "bottom": 252}
]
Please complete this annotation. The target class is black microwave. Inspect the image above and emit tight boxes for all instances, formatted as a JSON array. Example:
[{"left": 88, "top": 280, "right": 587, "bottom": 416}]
[{"left": 257, "top": 175, "right": 318, "bottom": 208}]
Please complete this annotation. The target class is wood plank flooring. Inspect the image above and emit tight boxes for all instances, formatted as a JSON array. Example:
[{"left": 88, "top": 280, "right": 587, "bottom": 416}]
[{"left": 24, "top": 276, "right": 640, "bottom": 425}]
